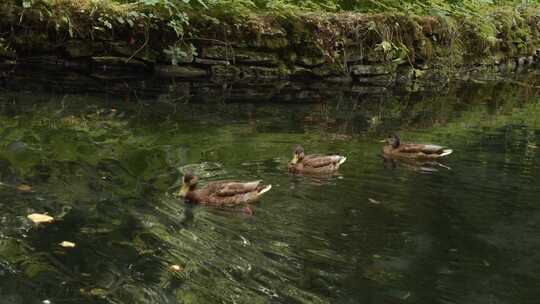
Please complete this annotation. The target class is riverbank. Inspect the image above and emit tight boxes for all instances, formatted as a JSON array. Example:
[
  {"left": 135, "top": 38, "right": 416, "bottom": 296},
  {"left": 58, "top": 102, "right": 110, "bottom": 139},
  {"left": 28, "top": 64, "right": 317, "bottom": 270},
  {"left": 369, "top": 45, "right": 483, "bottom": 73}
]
[{"left": 1, "top": 0, "right": 539, "bottom": 86}]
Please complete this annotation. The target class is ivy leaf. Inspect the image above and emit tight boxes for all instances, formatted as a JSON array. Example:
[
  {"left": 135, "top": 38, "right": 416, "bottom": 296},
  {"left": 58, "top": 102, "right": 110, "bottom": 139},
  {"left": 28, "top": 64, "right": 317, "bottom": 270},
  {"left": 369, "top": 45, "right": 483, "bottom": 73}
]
[{"left": 22, "top": 0, "right": 33, "bottom": 8}]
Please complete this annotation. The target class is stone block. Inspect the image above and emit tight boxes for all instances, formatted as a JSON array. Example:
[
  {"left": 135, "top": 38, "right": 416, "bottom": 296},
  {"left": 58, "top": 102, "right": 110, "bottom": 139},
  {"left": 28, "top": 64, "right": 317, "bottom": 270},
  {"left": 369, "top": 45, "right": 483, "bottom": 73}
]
[
  {"left": 194, "top": 58, "right": 230, "bottom": 65},
  {"left": 312, "top": 64, "right": 344, "bottom": 77},
  {"left": 211, "top": 65, "right": 240, "bottom": 81},
  {"left": 65, "top": 40, "right": 101, "bottom": 58},
  {"left": 355, "top": 74, "right": 396, "bottom": 86},
  {"left": 297, "top": 56, "right": 326, "bottom": 67},
  {"left": 241, "top": 66, "right": 289, "bottom": 80},
  {"left": 155, "top": 65, "right": 207, "bottom": 78},
  {"left": 350, "top": 64, "right": 394, "bottom": 76}
]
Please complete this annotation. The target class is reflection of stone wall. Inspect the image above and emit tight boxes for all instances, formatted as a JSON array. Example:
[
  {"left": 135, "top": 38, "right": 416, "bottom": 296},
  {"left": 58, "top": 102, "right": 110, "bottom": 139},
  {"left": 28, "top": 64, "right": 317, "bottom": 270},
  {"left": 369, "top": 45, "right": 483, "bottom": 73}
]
[
  {"left": 1, "top": 51, "right": 536, "bottom": 98},
  {"left": 2, "top": 66, "right": 537, "bottom": 105}
]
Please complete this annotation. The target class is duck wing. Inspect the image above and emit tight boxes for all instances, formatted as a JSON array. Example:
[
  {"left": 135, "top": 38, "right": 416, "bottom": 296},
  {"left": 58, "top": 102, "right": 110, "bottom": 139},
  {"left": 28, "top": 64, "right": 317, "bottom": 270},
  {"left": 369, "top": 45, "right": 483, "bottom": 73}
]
[
  {"left": 210, "top": 181, "right": 264, "bottom": 196},
  {"left": 201, "top": 180, "right": 271, "bottom": 206},
  {"left": 303, "top": 154, "right": 346, "bottom": 168},
  {"left": 398, "top": 143, "right": 445, "bottom": 154}
]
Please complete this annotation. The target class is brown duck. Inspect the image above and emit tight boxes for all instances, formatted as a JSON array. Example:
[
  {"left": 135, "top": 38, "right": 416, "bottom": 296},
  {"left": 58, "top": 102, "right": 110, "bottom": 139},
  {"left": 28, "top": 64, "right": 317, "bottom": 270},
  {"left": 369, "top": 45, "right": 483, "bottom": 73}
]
[
  {"left": 381, "top": 134, "right": 453, "bottom": 159},
  {"left": 287, "top": 145, "right": 347, "bottom": 174},
  {"left": 178, "top": 171, "right": 272, "bottom": 206}
]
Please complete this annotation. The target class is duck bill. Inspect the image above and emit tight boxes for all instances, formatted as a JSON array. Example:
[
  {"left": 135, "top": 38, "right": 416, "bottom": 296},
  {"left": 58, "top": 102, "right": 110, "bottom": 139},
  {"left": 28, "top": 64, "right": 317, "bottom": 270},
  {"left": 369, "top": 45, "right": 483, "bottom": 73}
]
[
  {"left": 178, "top": 184, "right": 190, "bottom": 197},
  {"left": 291, "top": 154, "right": 299, "bottom": 164},
  {"left": 379, "top": 139, "right": 387, "bottom": 143}
]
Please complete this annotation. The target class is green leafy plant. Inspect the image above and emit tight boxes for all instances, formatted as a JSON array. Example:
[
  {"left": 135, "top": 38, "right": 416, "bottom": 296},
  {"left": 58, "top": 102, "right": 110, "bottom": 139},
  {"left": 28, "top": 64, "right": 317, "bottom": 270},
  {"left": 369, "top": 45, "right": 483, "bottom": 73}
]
[{"left": 164, "top": 42, "right": 197, "bottom": 65}]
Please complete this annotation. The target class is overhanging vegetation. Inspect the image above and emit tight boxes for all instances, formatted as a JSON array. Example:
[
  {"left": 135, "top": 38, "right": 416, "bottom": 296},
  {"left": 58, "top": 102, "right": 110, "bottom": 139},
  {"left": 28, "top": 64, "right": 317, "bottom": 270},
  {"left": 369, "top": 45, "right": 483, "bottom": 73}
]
[{"left": 0, "top": 0, "right": 539, "bottom": 76}]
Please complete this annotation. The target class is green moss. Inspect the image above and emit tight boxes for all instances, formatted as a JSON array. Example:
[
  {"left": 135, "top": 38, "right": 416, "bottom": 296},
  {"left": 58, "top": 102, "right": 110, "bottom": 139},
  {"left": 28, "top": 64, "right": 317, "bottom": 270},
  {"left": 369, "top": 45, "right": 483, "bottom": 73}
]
[
  {"left": 0, "top": 0, "right": 539, "bottom": 72},
  {"left": 249, "top": 36, "right": 289, "bottom": 49}
]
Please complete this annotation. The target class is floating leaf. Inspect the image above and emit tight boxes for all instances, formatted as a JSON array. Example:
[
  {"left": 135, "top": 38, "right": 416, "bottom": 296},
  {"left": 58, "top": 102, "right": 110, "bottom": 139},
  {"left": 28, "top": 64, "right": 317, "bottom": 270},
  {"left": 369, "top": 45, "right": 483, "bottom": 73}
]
[
  {"left": 17, "top": 184, "right": 32, "bottom": 192},
  {"left": 27, "top": 213, "right": 54, "bottom": 224},
  {"left": 59, "top": 241, "right": 76, "bottom": 248},
  {"left": 90, "top": 288, "right": 107, "bottom": 297},
  {"left": 401, "top": 292, "right": 411, "bottom": 300},
  {"left": 368, "top": 198, "right": 381, "bottom": 204}
]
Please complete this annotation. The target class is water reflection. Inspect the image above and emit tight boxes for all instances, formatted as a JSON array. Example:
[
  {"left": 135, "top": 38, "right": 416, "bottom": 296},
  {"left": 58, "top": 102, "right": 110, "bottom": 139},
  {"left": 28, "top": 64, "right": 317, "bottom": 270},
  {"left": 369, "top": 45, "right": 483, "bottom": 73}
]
[
  {"left": 382, "top": 156, "right": 452, "bottom": 173},
  {"left": 0, "top": 72, "right": 539, "bottom": 303}
]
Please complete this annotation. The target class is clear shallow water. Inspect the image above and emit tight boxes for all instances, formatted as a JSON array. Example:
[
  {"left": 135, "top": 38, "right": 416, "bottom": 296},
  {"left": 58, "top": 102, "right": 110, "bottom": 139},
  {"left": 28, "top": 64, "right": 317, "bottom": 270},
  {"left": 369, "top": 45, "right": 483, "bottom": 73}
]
[{"left": 0, "top": 73, "right": 540, "bottom": 303}]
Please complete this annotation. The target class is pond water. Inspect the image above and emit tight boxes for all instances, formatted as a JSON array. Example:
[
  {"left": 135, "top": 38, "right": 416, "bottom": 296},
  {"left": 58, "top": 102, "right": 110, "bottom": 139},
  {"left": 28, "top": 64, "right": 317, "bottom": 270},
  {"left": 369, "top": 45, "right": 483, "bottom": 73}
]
[{"left": 0, "top": 71, "right": 539, "bottom": 304}]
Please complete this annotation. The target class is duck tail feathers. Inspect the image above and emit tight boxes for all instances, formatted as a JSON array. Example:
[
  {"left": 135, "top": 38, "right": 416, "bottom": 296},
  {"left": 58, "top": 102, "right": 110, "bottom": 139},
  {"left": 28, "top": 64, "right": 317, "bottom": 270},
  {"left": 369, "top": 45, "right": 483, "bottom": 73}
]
[
  {"left": 440, "top": 149, "right": 453, "bottom": 157},
  {"left": 259, "top": 185, "right": 272, "bottom": 195}
]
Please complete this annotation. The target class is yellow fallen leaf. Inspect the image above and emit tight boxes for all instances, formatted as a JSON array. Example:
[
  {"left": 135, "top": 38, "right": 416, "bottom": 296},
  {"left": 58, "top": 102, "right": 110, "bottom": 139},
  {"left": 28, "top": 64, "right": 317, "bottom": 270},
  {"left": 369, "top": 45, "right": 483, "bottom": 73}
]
[
  {"left": 170, "top": 264, "right": 183, "bottom": 272},
  {"left": 17, "top": 184, "right": 32, "bottom": 192},
  {"left": 368, "top": 198, "right": 381, "bottom": 204},
  {"left": 89, "top": 288, "right": 107, "bottom": 297},
  {"left": 27, "top": 213, "right": 54, "bottom": 224},
  {"left": 59, "top": 241, "right": 76, "bottom": 248}
]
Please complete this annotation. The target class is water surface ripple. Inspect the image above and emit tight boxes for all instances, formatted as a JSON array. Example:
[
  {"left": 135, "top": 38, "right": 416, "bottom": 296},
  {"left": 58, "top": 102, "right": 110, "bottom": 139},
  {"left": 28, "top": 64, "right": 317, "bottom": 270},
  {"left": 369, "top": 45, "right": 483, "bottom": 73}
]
[{"left": 0, "top": 73, "right": 539, "bottom": 303}]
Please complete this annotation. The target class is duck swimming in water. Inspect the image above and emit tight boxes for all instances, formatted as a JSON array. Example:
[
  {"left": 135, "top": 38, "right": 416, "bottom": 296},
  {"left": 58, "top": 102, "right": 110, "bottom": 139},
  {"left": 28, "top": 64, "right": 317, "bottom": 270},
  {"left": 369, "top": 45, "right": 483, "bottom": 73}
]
[
  {"left": 178, "top": 171, "right": 272, "bottom": 206},
  {"left": 381, "top": 134, "right": 453, "bottom": 159},
  {"left": 287, "top": 145, "right": 347, "bottom": 174}
]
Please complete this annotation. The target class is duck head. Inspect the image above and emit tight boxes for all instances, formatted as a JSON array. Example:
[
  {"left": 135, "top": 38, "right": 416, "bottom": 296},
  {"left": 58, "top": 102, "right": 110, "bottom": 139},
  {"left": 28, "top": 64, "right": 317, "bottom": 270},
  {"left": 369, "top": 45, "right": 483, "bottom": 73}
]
[
  {"left": 290, "top": 145, "right": 305, "bottom": 164},
  {"left": 179, "top": 171, "right": 198, "bottom": 197},
  {"left": 382, "top": 134, "right": 400, "bottom": 149}
]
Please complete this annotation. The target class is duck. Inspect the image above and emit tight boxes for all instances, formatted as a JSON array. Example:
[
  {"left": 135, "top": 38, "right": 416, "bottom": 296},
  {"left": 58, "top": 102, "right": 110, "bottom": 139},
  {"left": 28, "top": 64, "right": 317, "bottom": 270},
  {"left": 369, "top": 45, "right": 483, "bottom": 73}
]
[
  {"left": 287, "top": 145, "right": 347, "bottom": 174},
  {"left": 381, "top": 134, "right": 453, "bottom": 159},
  {"left": 178, "top": 171, "right": 272, "bottom": 206}
]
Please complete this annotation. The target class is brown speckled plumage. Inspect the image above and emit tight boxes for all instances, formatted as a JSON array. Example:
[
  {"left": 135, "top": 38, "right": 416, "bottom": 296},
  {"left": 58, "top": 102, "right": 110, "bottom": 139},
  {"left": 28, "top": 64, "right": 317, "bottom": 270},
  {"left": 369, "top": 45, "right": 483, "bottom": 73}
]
[
  {"left": 178, "top": 171, "right": 272, "bottom": 206},
  {"left": 287, "top": 145, "right": 347, "bottom": 174},
  {"left": 382, "top": 134, "right": 453, "bottom": 159}
]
